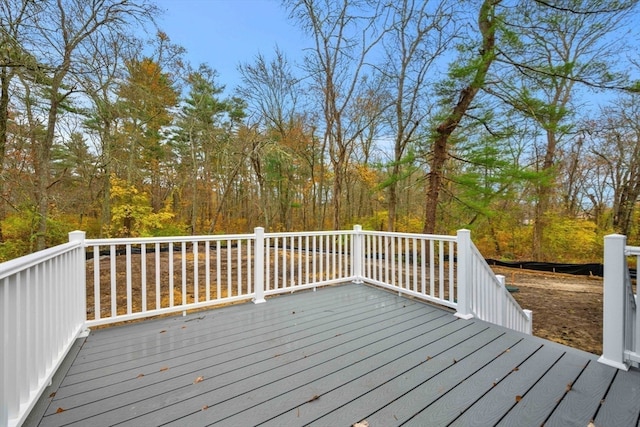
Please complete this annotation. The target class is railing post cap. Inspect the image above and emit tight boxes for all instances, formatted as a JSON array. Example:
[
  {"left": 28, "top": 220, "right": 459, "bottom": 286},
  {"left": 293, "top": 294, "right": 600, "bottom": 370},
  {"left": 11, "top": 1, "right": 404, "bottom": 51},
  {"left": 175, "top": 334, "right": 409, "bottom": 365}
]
[
  {"left": 68, "top": 230, "right": 86, "bottom": 242},
  {"left": 354, "top": 224, "right": 362, "bottom": 231},
  {"left": 604, "top": 233, "right": 626, "bottom": 240}
]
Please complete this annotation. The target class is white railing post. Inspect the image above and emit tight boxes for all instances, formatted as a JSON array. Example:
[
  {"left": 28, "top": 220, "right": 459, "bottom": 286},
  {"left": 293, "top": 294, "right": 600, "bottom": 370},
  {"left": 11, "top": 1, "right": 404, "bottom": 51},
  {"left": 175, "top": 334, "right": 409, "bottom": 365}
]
[
  {"left": 455, "top": 229, "right": 474, "bottom": 320},
  {"left": 353, "top": 225, "right": 363, "bottom": 283},
  {"left": 598, "top": 234, "right": 630, "bottom": 370},
  {"left": 69, "top": 231, "right": 90, "bottom": 337},
  {"left": 524, "top": 309, "right": 533, "bottom": 335},
  {"left": 496, "top": 274, "right": 505, "bottom": 326},
  {"left": 68, "top": 230, "right": 85, "bottom": 242},
  {"left": 253, "top": 227, "right": 266, "bottom": 304}
]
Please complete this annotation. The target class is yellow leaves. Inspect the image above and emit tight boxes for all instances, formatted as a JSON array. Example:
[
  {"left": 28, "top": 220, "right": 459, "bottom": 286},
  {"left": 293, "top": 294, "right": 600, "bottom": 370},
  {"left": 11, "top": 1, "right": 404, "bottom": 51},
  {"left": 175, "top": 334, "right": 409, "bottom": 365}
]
[
  {"left": 107, "top": 174, "right": 175, "bottom": 238},
  {"left": 353, "top": 164, "right": 379, "bottom": 189}
]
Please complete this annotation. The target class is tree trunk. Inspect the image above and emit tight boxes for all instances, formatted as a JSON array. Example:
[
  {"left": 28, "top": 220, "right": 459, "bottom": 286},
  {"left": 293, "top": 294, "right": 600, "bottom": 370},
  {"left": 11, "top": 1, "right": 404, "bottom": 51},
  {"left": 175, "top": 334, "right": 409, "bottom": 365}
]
[
  {"left": 532, "top": 128, "right": 558, "bottom": 260},
  {"left": 423, "top": 0, "right": 499, "bottom": 234},
  {"left": 0, "top": 67, "right": 11, "bottom": 242}
]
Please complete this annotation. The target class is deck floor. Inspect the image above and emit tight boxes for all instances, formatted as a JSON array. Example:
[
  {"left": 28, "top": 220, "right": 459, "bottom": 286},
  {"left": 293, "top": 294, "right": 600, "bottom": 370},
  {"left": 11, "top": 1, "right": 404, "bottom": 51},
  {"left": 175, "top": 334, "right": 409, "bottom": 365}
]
[{"left": 26, "top": 283, "right": 640, "bottom": 426}]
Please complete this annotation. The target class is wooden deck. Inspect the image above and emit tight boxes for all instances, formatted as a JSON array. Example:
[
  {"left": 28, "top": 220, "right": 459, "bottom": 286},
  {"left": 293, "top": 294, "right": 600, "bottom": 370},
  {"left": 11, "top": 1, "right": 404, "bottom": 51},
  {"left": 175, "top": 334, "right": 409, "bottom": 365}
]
[{"left": 25, "top": 283, "right": 640, "bottom": 427}]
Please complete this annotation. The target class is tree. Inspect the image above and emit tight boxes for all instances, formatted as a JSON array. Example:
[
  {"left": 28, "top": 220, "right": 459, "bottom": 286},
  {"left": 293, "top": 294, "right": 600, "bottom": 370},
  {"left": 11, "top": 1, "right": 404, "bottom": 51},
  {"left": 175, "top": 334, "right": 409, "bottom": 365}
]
[
  {"left": 490, "top": 0, "right": 638, "bottom": 259},
  {"left": 0, "top": 0, "right": 158, "bottom": 249},
  {"left": 587, "top": 96, "right": 640, "bottom": 236},
  {"left": 108, "top": 174, "right": 173, "bottom": 237},
  {"left": 380, "top": 0, "right": 455, "bottom": 231},
  {"left": 423, "top": 0, "right": 501, "bottom": 234},
  {"left": 174, "top": 64, "right": 233, "bottom": 233},
  {"left": 237, "top": 48, "right": 303, "bottom": 230},
  {"left": 286, "top": 0, "right": 389, "bottom": 229},
  {"left": 81, "top": 29, "right": 136, "bottom": 236},
  {"left": 0, "top": 0, "right": 35, "bottom": 242}
]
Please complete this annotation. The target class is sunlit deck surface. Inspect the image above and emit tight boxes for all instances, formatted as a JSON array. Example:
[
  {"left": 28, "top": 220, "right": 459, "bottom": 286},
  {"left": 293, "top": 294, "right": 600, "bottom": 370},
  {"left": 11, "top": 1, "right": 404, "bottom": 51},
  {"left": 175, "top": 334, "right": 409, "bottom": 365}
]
[{"left": 26, "top": 283, "right": 640, "bottom": 427}]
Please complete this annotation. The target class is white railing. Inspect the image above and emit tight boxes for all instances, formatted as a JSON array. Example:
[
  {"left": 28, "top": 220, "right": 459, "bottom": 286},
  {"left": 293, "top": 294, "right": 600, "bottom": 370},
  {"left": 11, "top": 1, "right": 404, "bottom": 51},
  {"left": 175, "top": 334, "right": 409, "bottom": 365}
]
[
  {"left": 466, "top": 238, "right": 533, "bottom": 334},
  {"left": 261, "top": 229, "right": 355, "bottom": 297},
  {"left": 0, "top": 231, "right": 87, "bottom": 427},
  {"left": 84, "top": 233, "right": 258, "bottom": 327},
  {"left": 599, "top": 234, "right": 640, "bottom": 370},
  {"left": 0, "top": 226, "right": 531, "bottom": 427},
  {"left": 357, "top": 228, "right": 532, "bottom": 334},
  {"left": 83, "top": 228, "right": 357, "bottom": 327},
  {"left": 358, "top": 228, "right": 458, "bottom": 309}
]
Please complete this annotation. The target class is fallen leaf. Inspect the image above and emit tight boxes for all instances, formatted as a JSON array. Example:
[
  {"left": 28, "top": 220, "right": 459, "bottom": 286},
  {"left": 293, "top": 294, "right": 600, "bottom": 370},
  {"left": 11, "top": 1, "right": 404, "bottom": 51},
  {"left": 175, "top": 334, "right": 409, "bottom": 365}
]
[
  {"left": 426, "top": 356, "right": 432, "bottom": 361},
  {"left": 515, "top": 395, "right": 522, "bottom": 402},
  {"left": 136, "top": 373, "right": 144, "bottom": 379},
  {"left": 566, "top": 382, "right": 573, "bottom": 392},
  {"left": 159, "top": 330, "right": 166, "bottom": 334},
  {"left": 307, "top": 395, "right": 320, "bottom": 403},
  {"left": 181, "top": 326, "right": 186, "bottom": 329},
  {"left": 49, "top": 392, "right": 56, "bottom": 398},
  {"left": 202, "top": 405, "right": 209, "bottom": 411},
  {"left": 512, "top": 367, "right": 519, "bottom": 372},
  {"left": 56, "top": 408, "right": 65, "bottom": 413},
  {"left": 160, "top": 366, "right": 169, "bottom": 372},
  {"left": 194, "top": 376, "right": 204, "bottom": 384}
]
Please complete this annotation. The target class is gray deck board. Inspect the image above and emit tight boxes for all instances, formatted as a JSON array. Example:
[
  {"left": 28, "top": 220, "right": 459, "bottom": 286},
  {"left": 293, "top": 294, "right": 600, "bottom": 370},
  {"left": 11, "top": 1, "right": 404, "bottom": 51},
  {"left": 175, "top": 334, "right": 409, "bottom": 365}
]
[
  {"left": 117, "top": 303, "right": 446, "bottom": 425},
  {"left": 544, "top": 359, "right": 617, "bottom": 427},
  {"left": 495, "top": 351, "right": 588, "bottom": 426},
  {"left": 27, "top": 282, "right": 640, "bottom": 427},
  {"left": 594, "top": 368, "right": 640, "bottom": 426},
  {"left": 449, "top": 342, "right": 564, "bottom": 427},
  {"left": 405, "top": 338, "right": 543, "bottom": 426}
]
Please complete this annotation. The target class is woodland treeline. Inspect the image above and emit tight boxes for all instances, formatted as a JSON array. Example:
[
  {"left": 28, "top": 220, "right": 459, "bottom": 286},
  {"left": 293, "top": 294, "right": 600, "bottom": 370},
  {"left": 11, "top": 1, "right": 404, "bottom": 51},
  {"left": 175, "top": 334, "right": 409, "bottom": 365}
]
[{"left": 1, "top": 0, "right": 640, "bottom": 262}]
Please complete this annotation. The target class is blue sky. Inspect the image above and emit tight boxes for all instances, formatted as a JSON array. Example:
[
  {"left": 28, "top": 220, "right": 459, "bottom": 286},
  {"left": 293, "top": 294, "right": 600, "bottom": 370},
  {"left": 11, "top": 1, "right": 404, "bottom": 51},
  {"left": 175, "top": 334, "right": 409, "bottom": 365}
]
[{"left": 154, "top": 0, "right": 309, "bottom": 94}]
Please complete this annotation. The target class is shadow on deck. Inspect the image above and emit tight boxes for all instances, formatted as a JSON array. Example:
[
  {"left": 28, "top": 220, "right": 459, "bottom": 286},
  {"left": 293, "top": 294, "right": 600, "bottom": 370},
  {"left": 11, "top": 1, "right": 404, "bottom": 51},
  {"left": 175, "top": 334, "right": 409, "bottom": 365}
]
[{"left": 25, "top": 283, "right": 640, "bottom": 427}]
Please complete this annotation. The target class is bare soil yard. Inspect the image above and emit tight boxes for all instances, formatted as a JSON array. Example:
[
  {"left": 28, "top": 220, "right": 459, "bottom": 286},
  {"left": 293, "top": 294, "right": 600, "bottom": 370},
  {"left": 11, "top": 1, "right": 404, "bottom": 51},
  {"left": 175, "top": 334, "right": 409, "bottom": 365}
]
[{"left": 491, "top": 266, "right": 603, "bottom": 355}]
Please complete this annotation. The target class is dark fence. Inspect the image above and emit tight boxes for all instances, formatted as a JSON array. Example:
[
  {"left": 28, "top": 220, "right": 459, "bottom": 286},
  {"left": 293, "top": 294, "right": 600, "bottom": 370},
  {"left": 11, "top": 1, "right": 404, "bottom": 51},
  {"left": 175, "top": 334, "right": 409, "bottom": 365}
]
[{"left": 486, "top": 259, "right": 605, "bottom": 278}]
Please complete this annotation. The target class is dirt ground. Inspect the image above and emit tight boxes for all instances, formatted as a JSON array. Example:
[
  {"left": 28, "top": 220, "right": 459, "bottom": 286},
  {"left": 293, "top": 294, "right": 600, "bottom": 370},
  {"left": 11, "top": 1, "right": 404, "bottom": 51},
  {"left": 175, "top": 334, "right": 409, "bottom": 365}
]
[{"left": 491, "top": 266, "right": 603, "bottom": 355}]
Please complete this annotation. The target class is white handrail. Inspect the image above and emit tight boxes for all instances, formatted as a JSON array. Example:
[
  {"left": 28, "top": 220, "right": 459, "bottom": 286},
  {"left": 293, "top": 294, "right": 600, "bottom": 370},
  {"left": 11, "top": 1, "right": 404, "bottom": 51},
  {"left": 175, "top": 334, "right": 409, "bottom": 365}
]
[
  {"left": 355, "top": 228, "right": 531, "bottom": 335},
  {"left": 468, "top": 241, "right": 532, "bottom": 334},
  {"left": 0, "top": 226, "right": 533, "bottom": 426},
  {"left": 1, "top": 231, "right": 87, "bottom": 427}
]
